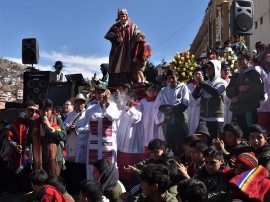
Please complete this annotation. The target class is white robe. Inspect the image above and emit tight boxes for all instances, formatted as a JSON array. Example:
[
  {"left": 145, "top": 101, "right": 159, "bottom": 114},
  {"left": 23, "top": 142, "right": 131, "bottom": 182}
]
[
  {"left": 64, "top": 110, "right": 89, "bottom": 163},
  {"left": 140, "top": 98, "right": 164, "bottom": 146},
  {"left": 223, "top": 79, "right": 232, "bottom": 127},
  {"left": 187, "top": 83, "right": 201, "bottom": 135},
  {"left": 86, "top": 102, "right": 119, "bottom": 180},
  {"left": 117, "top": 104, "right": 144, "bottom": 153}
]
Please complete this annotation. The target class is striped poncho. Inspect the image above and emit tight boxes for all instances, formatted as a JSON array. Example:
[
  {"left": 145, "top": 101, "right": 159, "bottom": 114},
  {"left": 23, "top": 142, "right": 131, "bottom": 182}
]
[{"left": 133, "top": 40, "right": 152, "bottom": 62}]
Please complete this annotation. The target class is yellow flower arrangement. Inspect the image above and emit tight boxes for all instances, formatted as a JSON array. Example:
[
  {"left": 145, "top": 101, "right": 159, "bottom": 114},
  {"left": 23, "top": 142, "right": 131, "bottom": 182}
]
[{"left": 170, "top": 50, "right": 197, "bottom": 82}]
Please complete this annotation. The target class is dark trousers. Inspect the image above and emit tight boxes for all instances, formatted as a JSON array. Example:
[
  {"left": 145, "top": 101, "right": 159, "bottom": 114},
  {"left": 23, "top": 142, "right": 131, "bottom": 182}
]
[
  {"left": 165, "top": 122, "right": 189, "bottom": 156},
  {"left": 232, "top": 110, "right": 258, "bottom": 140},
  {"left": 21, "top": 164, "right": 32, "bottom": 194},
  {"left": 203, "top": 120, "right": 223, "bottom": 139},
  {"left": 0, "top": 159, "right": 12, "bottom": 192},
  {"left": 62, "top": 161, "right": 86, "bottom": 195}
]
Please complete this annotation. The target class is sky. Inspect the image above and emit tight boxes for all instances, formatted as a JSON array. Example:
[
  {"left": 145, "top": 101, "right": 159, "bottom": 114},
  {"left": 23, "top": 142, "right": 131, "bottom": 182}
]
[{"left": 0, "top": 0, "right": 210, "bottom": 80}]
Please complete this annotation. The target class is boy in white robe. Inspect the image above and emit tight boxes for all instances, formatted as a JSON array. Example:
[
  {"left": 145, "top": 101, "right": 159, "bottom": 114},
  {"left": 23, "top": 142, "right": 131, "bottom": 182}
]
[
  {"left": 63, "top": 93, "right": 89, "bottom": 195},
  {"left": 86, "top": 84, "right": 120, "bottom": 180},
  {"left": 187, "top": 68, "right": 202, "bottom": 135},
  {"left": 140, "top": 83, "right": 164, "bottom": 160},
  {"left": 117, "top": 90, "right": 144, "bottom": 180}
]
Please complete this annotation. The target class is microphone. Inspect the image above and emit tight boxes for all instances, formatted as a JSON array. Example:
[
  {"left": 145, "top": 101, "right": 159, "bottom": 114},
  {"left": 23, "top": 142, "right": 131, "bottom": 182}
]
[{"left": 43, "top": 116, "right": 48, "bottom": 120}]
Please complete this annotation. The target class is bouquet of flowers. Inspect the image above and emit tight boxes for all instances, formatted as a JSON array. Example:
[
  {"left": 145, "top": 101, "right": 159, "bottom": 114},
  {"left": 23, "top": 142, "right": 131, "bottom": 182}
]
[
  {"left": 219, "top": 50, "right": 238, "bottom": 74},
  {"left": 170, "top": 50, "right": 197, "bottom": 82}
]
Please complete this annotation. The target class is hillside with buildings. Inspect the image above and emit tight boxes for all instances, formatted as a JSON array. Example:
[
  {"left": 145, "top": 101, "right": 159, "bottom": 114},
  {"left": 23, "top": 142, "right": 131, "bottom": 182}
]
[{"left": 0, "top": 57, "right": 26, "bottom": 109}]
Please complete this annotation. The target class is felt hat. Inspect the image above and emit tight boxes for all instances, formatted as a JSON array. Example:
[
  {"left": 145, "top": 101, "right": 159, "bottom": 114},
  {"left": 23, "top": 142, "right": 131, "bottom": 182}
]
[
  {"left": 118, "top": 8, "right": 128, "bottom": 15},
  {"left": 194, "top": 121, "right": 211, "bottom": 137},
  {"left": 71, "top": 93, "right": 88, "bottom": 104},
  {"left": 53, "top": 61, "right": 64, "bottom": 68},
  {"left": 235, "top": 152, "right": 258, "bottom": 170}
]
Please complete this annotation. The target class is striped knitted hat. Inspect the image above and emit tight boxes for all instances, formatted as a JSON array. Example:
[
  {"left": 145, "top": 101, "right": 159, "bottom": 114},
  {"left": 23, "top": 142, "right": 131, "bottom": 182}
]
[{"left": 235, "top": 152, "right": 258, "bottom": 170}]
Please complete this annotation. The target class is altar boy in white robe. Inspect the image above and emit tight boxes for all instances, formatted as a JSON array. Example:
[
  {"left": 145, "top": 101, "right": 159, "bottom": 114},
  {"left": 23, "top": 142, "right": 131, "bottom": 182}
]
[
  {"left": 63, "top": 93, "right": 89, "bottom": 195},
  {"left": 187, "top": 68, "right": 202, "bottom": 135},
  {"left": 140, "top": 83, "right": 164, "bottom": 160},
  {"left": 117, "top": 89, "right": 144, "bottom": 181},
  {"left": 86, "top": 84, "right": 120, "bottom": 180}
]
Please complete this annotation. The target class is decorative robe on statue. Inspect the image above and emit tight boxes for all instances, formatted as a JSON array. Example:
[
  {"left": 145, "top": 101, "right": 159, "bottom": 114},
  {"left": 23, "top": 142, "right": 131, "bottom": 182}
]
[
  {"left": 86, "top": 102, "right": 120, "bottom": 180},
  {"left": 187, "top": 82, "right": 201, "bottom": 135},
  {"left": 64, "top": 110, "right": 89, "bottom": 163},
  {"left": 117, "top": 103, "right": 144, "bottom": 180},
  {"left": 105, "top": 21, "right": 140, "bottom": 86},
  {"left": 7, "top": 113, "right": 38, "bottom": 171}
]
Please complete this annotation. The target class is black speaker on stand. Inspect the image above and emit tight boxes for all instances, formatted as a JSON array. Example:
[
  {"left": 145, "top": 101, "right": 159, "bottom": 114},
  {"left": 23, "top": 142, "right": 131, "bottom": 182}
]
[
  {"left": 230, "top": 0, "right": 254, "bottom": 35},
  {"left": 22, "top": 38, "right": 39, "bottom": 64}
]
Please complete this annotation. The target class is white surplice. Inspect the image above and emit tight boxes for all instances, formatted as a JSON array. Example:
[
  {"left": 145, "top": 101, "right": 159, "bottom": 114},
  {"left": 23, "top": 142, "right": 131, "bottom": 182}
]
[
  {"left": 140, "top": 98, "right": 164, "bottom": 146},
  {"left": 64, "top": 110, "right": 89, "bottom": 163},
  {"left": 117, "top": 104, "right": 144, "bottom": 153},
  {"left": 223, "top": 79, "right": 232, "bottom": 127},
  {"left": 187, "top": 83, "right": 201, "bottom": 135},
  {"left": 85, "top": 102, "right": 119, "bottom": 180}
]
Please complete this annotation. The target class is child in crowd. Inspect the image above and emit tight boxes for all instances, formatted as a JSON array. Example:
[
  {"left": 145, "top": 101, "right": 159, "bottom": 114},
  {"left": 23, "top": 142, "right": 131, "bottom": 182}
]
[
  {"left": 124, "top": 138, "right": 174, "bottom": 191},
  {"left": 125, "top": 164, "right": 177, "bottom": 202},
  {"left": 46, "top": 176, "right": 75, "bottom": 202},
  {"left": 194, "top": 121, "right": 212, "bottom": 146},
  {"left": 180, "top": 135, "right": 199, "bottom": 166},
  {"left": 132, "top": 32, "right": 152, "bottom": 83},
  {"left": 249, "top": 124, "right": 270, "bottom": 175},
  {"left": 79, "top": 180, "right": 107, "bottom": 202},
  {"left": 213, "top": 122, "right": 251, "bottom": 166},
  {"left": 178, "top": 140, "right": 208, "bottom": 179},
  {"left": 117, "top": 90, "right": 144, "bottom": 180},
  {"left": 195, "top": 146, "right": 228, "bottom": 202},
  {"left": 14, "top": 170, "right": 48, "bottom": 202},
  {"left": 140, "top": 83, "right": 164, "bottom": 160},
  {"left": 223, "top": 152, "right": 258, "bottom": 184},
  {"left": 177, "top": 179, "right": 208, "bottom": 202},
  {"left": 92, "top": 159, "right": 122, "bottom": 201}
]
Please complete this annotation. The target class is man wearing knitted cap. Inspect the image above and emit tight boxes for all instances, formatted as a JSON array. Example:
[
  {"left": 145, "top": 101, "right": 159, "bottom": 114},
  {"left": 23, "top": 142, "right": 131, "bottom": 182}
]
[{"left": 105, "top": 8, "right": 141, "bottom": 86}]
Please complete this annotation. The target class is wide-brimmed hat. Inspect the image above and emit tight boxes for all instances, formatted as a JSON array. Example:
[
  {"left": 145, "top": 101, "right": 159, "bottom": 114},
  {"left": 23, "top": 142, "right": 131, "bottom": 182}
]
[
  {"left": 53, "top": 61, "right": 64, "bottom": 68},
  {"left": 71, "top": 93, "right": 88, "bottom": 104}
]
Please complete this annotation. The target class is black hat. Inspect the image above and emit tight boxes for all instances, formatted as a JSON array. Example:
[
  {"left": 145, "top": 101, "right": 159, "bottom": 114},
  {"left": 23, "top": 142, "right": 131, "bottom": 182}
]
[
  {"left": 95, "top": 84, "right": 107, "bottom": 91},
  {"left": 53, "top": 61, "right": 64, "bottom": 68},
  {"left": 195, "top": 121, "right": 210, "bottom": 137}
]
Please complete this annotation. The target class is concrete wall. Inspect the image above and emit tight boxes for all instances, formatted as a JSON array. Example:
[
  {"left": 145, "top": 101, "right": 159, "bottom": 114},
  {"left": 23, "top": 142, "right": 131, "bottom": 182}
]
[{"left": 250, "top": 0, "right": 270, "bottom": 50}]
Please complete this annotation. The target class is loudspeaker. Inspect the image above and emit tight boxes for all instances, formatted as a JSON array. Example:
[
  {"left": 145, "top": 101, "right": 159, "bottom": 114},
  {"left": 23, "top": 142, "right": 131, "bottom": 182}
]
[
  {"left": 23, "top": 71, "right": 56, "bottom": 105},
  {"left": 230, "top": 0, "right": 254, "bottom": 35},
  {"left": 22, "top": 38, "right": 39, "bottom": 64},
  {"left": 47, "top": 83, "right": 74, "bottom": 106}
]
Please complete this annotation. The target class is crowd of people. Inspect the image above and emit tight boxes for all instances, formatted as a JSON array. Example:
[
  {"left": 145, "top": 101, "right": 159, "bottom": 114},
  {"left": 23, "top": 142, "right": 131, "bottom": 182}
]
[{"left": 1, "top": 6, "right": 270, "bottom": 202}]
